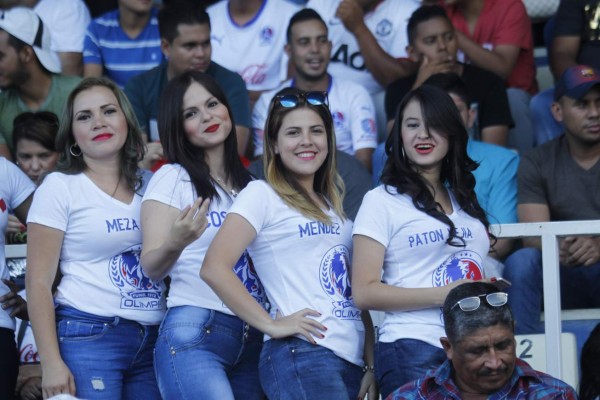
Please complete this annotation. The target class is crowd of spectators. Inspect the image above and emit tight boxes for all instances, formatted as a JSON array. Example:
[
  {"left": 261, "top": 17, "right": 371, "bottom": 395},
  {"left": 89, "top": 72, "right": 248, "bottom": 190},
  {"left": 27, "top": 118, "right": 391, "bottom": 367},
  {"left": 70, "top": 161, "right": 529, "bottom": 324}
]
[{"left": 1, "top": 0, "right": 599, "bottom": 399}]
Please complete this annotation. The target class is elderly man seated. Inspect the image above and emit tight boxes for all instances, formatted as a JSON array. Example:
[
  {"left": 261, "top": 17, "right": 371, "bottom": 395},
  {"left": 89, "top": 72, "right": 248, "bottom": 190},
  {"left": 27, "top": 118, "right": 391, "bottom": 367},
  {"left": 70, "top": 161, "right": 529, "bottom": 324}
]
[{"left": 387, "top": 282, "right": 578, "bottom": 399}]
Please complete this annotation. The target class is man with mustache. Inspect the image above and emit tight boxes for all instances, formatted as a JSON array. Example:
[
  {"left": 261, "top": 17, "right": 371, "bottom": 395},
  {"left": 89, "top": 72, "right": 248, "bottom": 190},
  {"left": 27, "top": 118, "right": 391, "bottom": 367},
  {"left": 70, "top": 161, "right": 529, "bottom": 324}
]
[{"left": 387, "top": 282, "right": 577, "bottom": 399}]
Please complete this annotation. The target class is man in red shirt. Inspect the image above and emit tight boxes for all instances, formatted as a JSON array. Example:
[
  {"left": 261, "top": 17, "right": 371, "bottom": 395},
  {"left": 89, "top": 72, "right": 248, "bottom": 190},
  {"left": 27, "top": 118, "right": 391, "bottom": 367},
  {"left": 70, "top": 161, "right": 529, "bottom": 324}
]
[{"left": 444, "top": 0, "right": 538, "bottom": 153}]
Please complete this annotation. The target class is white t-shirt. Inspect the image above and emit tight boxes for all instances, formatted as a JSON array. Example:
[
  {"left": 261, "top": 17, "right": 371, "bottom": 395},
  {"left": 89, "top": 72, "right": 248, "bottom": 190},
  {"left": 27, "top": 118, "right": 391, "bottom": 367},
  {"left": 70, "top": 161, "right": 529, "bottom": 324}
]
[
  {"left": 28, "top": 171, "right": 165, "bottom": 326},
  {"left": 0, "top": 158, "right": 35, "bottom": 330},
  {"left": 307, "top": 0, "right": 419, "bottom": 94},
  {"left": 142, "top": 164, "right": 267, "bottom": 312},
  {"left": 207, "top": 0, "right": 301, "bottom": 92},
  {"left": 353, "top": 185, "right": 490, "bottom": 347},
  {"left": 252, "top": 76, "right": 378, "bottom": 157},
  {"left": 230, "top": 180, "right": 364, "bottom": 366},
  {"left": 34, "top": 0, "right": 91, "bottom": 53}
]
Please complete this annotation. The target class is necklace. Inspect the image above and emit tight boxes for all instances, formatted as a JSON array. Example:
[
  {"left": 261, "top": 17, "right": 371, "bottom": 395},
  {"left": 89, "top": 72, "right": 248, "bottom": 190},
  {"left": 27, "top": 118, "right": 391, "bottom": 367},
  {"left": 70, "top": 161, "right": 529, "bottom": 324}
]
[{"left": 212, "top": 174, "right": 238, "bottom": 198}]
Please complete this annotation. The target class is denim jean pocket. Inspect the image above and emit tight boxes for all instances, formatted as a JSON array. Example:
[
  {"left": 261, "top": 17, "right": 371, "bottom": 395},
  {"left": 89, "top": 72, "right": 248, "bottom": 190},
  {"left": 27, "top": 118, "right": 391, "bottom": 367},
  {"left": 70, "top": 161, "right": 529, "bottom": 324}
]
[
  {"left": 57, "top": 318, "right": 111, "bottom": 342},
  {"left": 161, "top": 309, "right": 214, "bottom": 353}
]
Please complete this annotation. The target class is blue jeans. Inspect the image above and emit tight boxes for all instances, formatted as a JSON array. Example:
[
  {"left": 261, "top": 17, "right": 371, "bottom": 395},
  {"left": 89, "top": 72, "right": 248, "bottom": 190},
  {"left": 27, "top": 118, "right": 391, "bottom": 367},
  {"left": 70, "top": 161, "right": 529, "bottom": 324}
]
[
  {"left": 154, "top": 306, "right": 263, "bottom": 400},
  {"left": 504, "top": 248, "right": 600, "bottom": 334},
  {"left": 507, "top": 88, "right": 535, "bottom": 154},
  {"left": 530, "top": 88, "right": 564, "bottom": 146},
  {"left": 259, "top": 337, "right": 363, "bottom": 400},
  {"left": 376, "top": 338, "right": 446, "bottom": 399},
  {"left": 56, "top": 306, "right": 160, "bottom": 400}
]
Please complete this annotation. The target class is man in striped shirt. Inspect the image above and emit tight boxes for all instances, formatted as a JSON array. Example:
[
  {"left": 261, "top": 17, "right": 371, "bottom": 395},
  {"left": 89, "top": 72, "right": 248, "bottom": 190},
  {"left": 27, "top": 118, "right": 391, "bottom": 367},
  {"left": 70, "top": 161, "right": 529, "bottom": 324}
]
[{"left": 83, "top": 0, "right": 164, "bottom": 88}]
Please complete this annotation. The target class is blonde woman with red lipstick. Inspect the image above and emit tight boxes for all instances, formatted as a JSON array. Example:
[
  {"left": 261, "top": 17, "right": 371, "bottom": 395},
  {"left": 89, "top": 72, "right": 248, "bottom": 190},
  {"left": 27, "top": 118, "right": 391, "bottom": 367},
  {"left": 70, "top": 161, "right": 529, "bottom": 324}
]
[
  {"left": 139, "top": 71, "right": 266, "bottom": 400},
  {"left": 351, "top": 85, "right": 492, "bottom": 398},
  {"left": 202, "top": 87, "right": 377, "bottom": 400},
  {"left": 26, "top": 77, "right": 165, "bottom": 400}
]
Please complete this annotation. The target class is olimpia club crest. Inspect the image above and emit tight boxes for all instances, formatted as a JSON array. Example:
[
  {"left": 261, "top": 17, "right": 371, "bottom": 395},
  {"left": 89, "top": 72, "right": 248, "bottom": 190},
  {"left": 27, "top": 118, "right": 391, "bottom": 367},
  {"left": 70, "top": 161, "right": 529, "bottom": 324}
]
[
  {"left": 233, "top": 250, "right": 267, "bottom": 308},
  {"left": 109, "top": 245, "right": 165, "bottom": 311},
  {"left": 319, "top": 245, "right": 361, "bottom": 321},
  {"left": 432, "top": 250, "right": 484, "bottom": 287}
]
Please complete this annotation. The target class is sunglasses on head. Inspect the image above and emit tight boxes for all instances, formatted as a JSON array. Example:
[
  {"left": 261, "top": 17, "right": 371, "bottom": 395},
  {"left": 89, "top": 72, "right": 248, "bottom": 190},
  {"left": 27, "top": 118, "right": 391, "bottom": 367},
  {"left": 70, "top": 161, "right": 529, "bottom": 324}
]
[
  {"left": 451, "top": 292, "right": 508, "bottom": 312},
  {"left": 275, "top": 91, "right": 329, "bottom": 108}
]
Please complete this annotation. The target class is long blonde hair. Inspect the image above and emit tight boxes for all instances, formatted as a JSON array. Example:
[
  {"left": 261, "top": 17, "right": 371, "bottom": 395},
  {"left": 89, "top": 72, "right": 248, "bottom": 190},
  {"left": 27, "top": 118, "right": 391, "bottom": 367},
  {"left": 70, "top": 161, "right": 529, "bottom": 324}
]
[{"left": 263, "top": 88, "right": 345, "bottom": 223}]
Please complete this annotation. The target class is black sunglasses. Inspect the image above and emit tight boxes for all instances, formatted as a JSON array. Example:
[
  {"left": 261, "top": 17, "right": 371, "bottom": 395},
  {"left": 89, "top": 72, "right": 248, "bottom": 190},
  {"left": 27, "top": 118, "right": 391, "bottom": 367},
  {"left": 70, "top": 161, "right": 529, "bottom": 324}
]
[{"left": 274, "top": 91, "right": 329, "bottom": 108}]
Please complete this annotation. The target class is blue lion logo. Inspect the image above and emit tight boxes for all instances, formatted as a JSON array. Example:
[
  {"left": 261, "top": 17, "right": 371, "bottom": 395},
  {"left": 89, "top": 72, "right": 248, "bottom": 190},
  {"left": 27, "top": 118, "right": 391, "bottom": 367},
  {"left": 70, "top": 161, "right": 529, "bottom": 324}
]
[
  {"left": 432, "top": 251, "right": 483, "bottom": 287},
  {"left": 320, "top": 245, "right": 352, "bottom": 300},
  {"left": 109, "top": 247, "right": 160, "bottom": 291},
  {"left": 330, "top": 251, "right": 352, "bottom": 299},
  {"left": 233, "top": 251, "right": 266, "bottom": 306}
]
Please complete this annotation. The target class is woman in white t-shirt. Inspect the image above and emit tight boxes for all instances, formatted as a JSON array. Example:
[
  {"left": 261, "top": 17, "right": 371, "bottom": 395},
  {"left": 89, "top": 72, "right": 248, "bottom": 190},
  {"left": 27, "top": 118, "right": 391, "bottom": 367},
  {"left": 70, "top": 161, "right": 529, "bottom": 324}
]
[
  {"left": 202, "top": 87, "right": 377, "bottom": 400},
  {"left": 140, "top": 71, "right": 265, "bottom": 400},
  {"left": 26, "top": 77, "right": 165, "bottom": 400},
  {"left": 351, "top": 85, "right": 492, "bottom": 398}
]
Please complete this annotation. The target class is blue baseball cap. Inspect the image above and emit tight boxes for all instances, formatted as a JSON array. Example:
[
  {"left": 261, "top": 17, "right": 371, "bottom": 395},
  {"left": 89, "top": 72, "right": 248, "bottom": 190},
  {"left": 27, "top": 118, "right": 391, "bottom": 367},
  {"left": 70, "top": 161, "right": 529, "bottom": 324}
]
[{"left": 554, "top": 65, "right": 600, "bottom": 101}]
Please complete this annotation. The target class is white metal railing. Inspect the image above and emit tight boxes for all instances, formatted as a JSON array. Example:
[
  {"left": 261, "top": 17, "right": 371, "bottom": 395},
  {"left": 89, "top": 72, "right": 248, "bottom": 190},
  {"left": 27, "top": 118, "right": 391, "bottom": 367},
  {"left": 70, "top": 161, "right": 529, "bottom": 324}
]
[
  {"left": 5, "top": 244, "right": 26, "bottom": 259},
  {"left": 6, "top": 220, "right": 600, "bottom": 381},
  {"left": 491, "top": 220, "right": 600, "bottom": 380}
]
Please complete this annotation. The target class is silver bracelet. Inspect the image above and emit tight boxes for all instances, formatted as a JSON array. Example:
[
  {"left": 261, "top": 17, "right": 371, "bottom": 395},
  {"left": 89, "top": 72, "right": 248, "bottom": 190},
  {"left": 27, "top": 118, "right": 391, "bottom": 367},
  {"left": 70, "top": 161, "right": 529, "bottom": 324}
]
[{"left": 362, "top": 365, "right": 375, "bottom": 373}]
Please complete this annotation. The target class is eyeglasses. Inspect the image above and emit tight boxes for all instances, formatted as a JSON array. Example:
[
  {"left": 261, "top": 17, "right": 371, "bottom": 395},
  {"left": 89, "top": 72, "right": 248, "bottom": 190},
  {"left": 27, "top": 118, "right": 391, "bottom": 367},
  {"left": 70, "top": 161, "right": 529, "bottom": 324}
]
[
  {"left": 451, "top": 292, "right": 508, "bottom": 312},
  {"left": 275, "top": 91, "right": 329, "bottom": 108}
]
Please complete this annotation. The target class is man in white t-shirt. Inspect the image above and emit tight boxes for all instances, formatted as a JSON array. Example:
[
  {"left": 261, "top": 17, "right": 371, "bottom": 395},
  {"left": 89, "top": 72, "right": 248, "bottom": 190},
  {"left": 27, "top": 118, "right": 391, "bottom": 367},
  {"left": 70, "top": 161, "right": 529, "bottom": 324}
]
[
  {"left": 252, "top": 8, "right": 377, "bottom": 171},
  {"left": 307, "top": 0, "right": 419, "bottom": 95},
  {"left": 207, "top": 0, "right": 301, "bottom": 104}
]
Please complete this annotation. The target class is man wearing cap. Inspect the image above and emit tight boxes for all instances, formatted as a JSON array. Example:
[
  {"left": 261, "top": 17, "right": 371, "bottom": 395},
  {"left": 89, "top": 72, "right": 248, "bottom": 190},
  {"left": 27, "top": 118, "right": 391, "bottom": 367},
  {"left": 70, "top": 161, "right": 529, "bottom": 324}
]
[
  {"left": 387, "top": 282, "right": 578, "bottom": 399},
  {"left": 0, "top": 7, "right": 81, "bottom": 160},
  {"left": 503, "top": 65, "right": 600, "bottom": 334}
]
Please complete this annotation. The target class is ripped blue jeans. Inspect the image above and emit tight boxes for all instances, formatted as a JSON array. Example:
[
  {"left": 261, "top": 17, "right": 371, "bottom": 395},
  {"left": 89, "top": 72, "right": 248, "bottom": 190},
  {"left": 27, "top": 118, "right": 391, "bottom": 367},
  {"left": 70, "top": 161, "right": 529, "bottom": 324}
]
[{"left": 56, "top": 305, "right": 161, "bottom": 400}]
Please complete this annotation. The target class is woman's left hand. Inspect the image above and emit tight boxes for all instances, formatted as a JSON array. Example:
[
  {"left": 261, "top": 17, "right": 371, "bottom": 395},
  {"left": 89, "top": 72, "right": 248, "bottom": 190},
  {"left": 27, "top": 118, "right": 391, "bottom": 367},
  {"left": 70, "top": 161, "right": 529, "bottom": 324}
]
[
  {"left": 357, "top": 368, "right": 378, "bottom": 400},
  {"left": 0, "top": 279, "right": 28, "bottom": 320}
]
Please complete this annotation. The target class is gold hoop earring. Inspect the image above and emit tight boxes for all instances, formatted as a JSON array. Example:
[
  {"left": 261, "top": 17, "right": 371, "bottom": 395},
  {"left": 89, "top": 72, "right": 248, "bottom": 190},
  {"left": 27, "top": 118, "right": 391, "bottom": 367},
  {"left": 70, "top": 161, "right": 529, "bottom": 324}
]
[{"left": 70, "top": 144, "right": 82, "bottom": 157}]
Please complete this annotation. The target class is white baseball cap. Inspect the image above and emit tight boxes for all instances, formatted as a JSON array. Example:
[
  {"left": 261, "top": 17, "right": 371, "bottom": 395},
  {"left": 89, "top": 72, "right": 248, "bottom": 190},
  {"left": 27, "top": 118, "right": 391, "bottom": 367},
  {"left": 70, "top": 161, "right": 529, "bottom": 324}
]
[{"left": 0, "top": 7, "right": 61, "bottom": 73}]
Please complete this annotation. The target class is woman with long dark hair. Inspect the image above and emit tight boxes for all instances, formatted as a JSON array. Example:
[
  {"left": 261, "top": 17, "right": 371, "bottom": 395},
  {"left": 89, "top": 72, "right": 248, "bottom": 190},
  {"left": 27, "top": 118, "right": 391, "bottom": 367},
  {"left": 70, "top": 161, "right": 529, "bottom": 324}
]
[
  {"left": 26, "top": 77, "right": 165, "bottom": 399},
  {"left": 202, "top": 87, "right": 377, "bottom": 399},
  {"left": 140, "top": 71, "right": 266, "bottom": 399},
  {"left": 352, "top": 85, "right": 492, "bottom": 398}
]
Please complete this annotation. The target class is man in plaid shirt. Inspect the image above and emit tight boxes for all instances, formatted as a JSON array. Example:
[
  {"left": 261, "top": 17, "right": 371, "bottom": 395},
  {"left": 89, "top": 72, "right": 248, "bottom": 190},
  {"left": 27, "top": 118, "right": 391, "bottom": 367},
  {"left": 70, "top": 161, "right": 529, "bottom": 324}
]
[{"left": 387, "top": 282, "right": 578, "bottom": 400}]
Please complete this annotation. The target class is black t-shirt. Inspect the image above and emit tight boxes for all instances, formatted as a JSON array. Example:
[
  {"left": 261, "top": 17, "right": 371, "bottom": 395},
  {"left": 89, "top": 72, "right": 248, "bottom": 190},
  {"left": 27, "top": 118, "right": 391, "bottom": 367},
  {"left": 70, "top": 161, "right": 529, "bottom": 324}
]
[
  {"left": 385, "top": 64, "right": 513, "bottom": 131},
  {"left": 554, "top": 0, "right": 600, "bottom": 70}
]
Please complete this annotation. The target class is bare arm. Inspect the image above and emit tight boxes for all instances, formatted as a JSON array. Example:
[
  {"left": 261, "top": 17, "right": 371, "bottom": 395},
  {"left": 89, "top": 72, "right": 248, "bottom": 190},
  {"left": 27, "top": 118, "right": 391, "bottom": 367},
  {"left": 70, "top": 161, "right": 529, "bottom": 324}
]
[
  {"left": 58, "top": 52, "right": 83, "bottom": 76},
  {"left": 455, "top": 31, "right": 520, "bottom": 80},
  {"left": 357, "top": 311, "right": 378, "bottom": 399},
  {"left": 140, "top": 197, "right": 210, "bottom": 281},
  {"left": 14, "top": 194, "right": 32, "bottom": 224},
  {"left": 336, "top": 0, "right": 415, "bottom": 86},
  {"left": 550, "top": 36, "right": 580, "bottom": 80},
  {"left": 480, "top": 125, "right": 508, "bottom": 147},
  {"left": 201, "top": 213, "right": 326, "bottom": 343},
  {"left": 354, "top": 148, "right": 373, "bottom": 173},
  {"left": 83, "top": 63, "right": 103, "bottom": 78},
  {"left": 0, "top": 144, "right": 12, "bottom": 160},
  {"left": 351, "top": 234, "right": 468, "bottom": 311},
  {"left": 25, "top": 223, "right": 76, "bottom": 398},
  {"left": 517, "top": 203, "right": 551, "bottom": 249}
]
